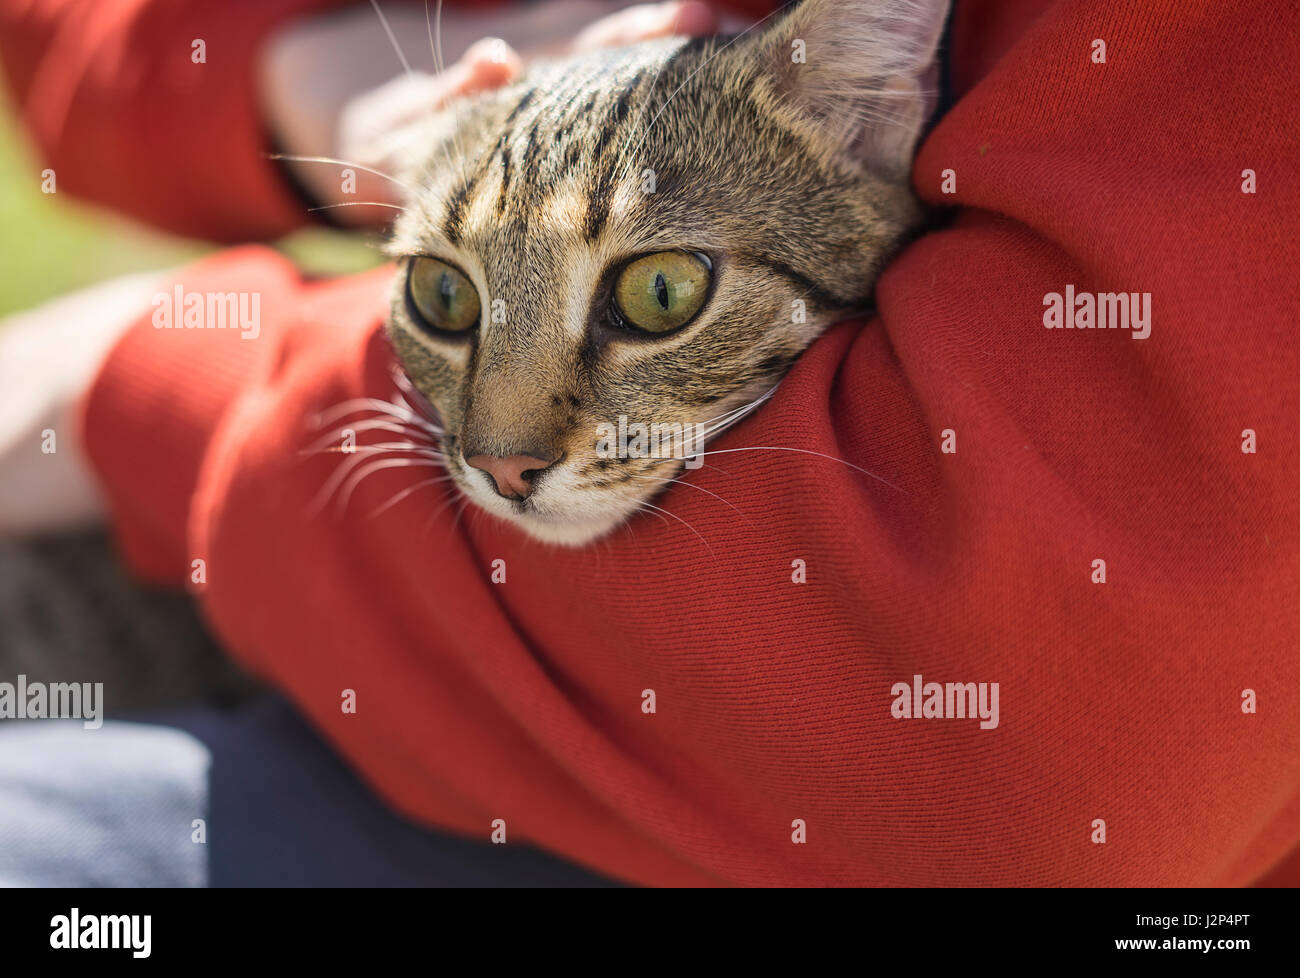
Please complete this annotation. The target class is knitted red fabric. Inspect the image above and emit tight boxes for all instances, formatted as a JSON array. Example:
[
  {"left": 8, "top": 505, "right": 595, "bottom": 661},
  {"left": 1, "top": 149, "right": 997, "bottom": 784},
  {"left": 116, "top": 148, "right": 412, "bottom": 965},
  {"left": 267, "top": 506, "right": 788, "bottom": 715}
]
[
  {"left": 0, "top": 0, "right": 363, "bottom": 240},
  {"left": 67, "top": 0, "right": 1300, "bottom": 885}
]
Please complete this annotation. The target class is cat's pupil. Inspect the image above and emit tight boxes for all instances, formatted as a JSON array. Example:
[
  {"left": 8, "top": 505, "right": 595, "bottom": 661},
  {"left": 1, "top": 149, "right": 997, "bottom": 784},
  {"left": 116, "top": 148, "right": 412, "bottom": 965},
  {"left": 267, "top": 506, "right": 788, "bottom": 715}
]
[
  {"left": 654, "top": 272, "right": 669, "bottom": 311},
  {"left": 438, "top": 271, "right": 454, "bottom": 310}
]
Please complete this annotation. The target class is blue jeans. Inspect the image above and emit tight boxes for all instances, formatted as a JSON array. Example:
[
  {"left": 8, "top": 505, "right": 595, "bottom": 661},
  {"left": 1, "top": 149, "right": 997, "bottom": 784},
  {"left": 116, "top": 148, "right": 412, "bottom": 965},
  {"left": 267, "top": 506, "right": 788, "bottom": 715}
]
[{"left": 0, "top": 696, "right": 616, "bottom": 887}]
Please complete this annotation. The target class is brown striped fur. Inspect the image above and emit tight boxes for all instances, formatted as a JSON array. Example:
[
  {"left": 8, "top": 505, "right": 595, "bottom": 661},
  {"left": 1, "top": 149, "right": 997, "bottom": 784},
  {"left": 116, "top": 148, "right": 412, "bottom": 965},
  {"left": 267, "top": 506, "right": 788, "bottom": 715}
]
[{"left": 384, "top": 0, "right": 947, "bottom": 543}]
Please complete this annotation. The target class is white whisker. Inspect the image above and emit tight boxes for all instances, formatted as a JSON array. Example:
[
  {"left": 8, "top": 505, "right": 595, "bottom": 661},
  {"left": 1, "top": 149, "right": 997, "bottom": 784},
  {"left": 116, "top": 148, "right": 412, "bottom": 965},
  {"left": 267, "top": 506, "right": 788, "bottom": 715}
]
[
  {"left": 630, "top": 500, "right": 670, "bottom": 528},
  {"left": 307, "top": 201, "right": 408, "bottom": 213},
  {"left": 421, "top": 488, "right": 467, "bottom": 539},
  {"left": 367, "top": 474, "right": 457, "bottom": 519},
  {"left": 633, "top": 498, "right": 714, "bottom": 554},
  {"left": 696, "top": 383, "right": 780, "bottom": 427},
  {"left": 305, "top": 418, "right": 438, "bottom": 453},
  {"left": 302, "top": 442, "right": 444, "bottom": 459},
  {"left": 310, "top": 447, "right": 444, "bottom": 516},
  {"left": 626, "top": 473, "right": 745, "bottom": 517},
  {"left": 440, "top": 493, "right": 474, "bottom": 543},
  {"left": 312, "top": 397, "right": 441, "bottom": 434},
  {"left": 685, "top": 446, "right": 905, "bottom": 492},
  {"left": 369, "top": 0, "right": 413, "bottom": 76},
  {"left": 425, "top": 0, "right": 474, "bottom": 195},
  {"left": 267, "top": 154, "right": 413, "bottom": 192},
  {"left": 689, "top": 386, "right": 779, "bottom": 444},
  {"left": 335, "top": 456, "right": 447, "bottom": 515}
]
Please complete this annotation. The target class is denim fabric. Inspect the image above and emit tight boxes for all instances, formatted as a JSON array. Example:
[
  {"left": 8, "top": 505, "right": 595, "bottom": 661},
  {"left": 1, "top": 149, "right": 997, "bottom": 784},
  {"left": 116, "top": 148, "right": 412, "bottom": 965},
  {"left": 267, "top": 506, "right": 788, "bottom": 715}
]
[
  {"left": 0, "top": 698, "right": 617, "bottom": 887},
  {"left": 0, "top": 721, "right": 209, "bottom": 887},
  {"left": 164, "top": 696, "right": 619, "bottom": 887}
]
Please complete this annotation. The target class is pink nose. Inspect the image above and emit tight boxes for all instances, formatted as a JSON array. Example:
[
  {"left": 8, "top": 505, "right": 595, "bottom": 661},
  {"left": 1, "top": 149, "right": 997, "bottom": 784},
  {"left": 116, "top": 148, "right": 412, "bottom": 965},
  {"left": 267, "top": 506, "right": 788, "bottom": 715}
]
[{"left": 465, "top": 454, "right": 556, "bottom": 499}]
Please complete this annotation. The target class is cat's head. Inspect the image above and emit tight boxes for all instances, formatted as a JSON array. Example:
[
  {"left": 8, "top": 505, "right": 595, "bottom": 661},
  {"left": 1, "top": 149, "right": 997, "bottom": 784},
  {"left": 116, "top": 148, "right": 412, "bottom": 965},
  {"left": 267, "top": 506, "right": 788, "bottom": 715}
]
[{"left": 384, "top": 0, "right": 946, "bottom": 544}]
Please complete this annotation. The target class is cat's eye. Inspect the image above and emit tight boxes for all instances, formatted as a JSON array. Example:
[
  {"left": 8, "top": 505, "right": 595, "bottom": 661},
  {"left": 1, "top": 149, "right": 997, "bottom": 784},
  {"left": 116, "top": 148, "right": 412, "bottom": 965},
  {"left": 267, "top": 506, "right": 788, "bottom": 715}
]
[
  {"left": 611, "top": 251, "right": 711, "bottom": 334},
  {"left": 407, "top": 257, "right": 480, "bottom": 334}
]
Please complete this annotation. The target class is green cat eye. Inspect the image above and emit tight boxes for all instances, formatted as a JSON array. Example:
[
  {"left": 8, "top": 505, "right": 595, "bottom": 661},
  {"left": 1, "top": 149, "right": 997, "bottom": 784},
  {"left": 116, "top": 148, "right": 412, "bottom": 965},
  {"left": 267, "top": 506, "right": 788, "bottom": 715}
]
[
  {"left": 611, "top": 251, "right": 711, "bottom": 334},
  {"left": 407, "top": 256, "right": 480, "bottom": 334}
]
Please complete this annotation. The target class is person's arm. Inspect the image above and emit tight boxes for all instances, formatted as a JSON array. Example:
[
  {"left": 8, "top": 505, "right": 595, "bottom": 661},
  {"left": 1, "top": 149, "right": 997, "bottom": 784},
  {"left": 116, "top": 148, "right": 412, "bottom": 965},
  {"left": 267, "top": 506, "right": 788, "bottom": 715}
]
[
  {"left": 0, "top": 0, "right": 360, "bottom": 241},
  {"left": 0, "top": 0, "right": 730, "bottom": 240},
  {"left": 0, "top": 273, "right": 164, "bottom": 534}
]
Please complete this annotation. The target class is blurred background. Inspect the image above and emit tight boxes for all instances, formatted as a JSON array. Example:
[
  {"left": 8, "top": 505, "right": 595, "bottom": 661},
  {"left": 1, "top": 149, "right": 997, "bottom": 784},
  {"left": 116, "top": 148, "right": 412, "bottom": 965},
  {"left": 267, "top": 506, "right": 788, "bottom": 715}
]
[
  {"left": 0, "top": 81, "right": 383, "bottom": 714},
  {"left": 0, "top": 90, "right": 381, "bottom": 318}
]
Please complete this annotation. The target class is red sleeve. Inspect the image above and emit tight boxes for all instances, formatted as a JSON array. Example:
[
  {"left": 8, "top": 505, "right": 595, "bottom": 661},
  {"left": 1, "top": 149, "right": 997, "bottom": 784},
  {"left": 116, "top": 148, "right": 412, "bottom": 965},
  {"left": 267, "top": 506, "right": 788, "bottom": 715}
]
[
  {"left": 79, "top": 246, "right": 385, "bottom": 583},
  {"left": 0, "top": 0, "right": 361, "bottom": 241},
  {"left": 80, "top": 0, "right": 1300, "bottom": 886}
]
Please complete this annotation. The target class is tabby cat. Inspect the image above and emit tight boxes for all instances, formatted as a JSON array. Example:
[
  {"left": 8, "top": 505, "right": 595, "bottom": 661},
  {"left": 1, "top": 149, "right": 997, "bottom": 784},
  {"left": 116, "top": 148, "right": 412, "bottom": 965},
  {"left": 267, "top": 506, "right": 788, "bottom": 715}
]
[{"left": 381, "top": 0, "right": 948, "bottom": 544}]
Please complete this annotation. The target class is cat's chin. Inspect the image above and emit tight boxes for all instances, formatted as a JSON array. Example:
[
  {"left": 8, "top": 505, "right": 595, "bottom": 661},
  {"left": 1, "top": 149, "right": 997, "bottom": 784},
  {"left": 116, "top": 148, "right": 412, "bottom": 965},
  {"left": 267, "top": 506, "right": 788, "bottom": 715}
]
[
  {"left": 453, "top": 472, "right": 653, "bottom": 546},
  {"left": 456, "top": 487, "right": 633, "bottom": 546},
  {"left": 506, "top": 510, "right": 629, "bottom": 547}
]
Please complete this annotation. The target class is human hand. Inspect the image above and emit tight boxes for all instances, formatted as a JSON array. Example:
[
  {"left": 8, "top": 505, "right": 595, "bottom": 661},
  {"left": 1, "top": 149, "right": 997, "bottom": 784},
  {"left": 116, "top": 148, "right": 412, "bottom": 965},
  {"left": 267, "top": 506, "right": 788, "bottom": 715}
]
[{"left": 260, "top": 1, "right": 725, "bottom": 227}]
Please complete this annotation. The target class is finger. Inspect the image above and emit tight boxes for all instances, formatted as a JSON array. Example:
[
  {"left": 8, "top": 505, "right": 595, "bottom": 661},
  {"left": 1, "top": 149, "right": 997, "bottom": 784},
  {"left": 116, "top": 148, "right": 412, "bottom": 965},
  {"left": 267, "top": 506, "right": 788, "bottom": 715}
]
[
  {"left": 392, "top": 37, "right": 521, "bottom": 120},
  {"left": 451, "top": 37, "right": 523, "bottom": 96},
  {"left": 570, "top": 1, "right": 718, "bottom": 53},
  {"left": 340, "top": 38, "right": 522, "bottom": 157}
]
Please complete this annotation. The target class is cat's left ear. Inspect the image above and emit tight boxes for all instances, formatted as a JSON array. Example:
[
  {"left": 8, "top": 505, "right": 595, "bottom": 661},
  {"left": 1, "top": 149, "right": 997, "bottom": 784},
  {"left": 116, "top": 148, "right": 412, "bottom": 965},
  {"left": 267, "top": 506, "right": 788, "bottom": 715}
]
[{"left": 745, "top": 0, "right": 950, "bottom": 181}]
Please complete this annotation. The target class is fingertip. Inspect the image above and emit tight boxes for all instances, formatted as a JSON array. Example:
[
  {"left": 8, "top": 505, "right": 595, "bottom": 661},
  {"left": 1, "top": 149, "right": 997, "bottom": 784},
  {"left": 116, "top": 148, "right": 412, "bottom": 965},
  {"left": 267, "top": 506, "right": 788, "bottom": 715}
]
[
  {"left": 666, "top": 1, "right": 718, "bottom": 36},
  {"left": 466, "top": 37, "right": 522, "bottom": 68},
  {"left": 571, "top": 1, "right": 721, "bottom": 53},
  {"left": 457, "top": 37, "right": 522, "bottom": 91}
]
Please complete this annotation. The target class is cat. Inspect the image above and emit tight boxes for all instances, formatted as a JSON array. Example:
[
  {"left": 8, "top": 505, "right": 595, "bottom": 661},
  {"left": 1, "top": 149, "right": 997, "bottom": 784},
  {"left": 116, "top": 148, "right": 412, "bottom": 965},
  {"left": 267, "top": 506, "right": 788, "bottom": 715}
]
[{"left": 380, "top": 0, "right": 949, "bottom": 545}]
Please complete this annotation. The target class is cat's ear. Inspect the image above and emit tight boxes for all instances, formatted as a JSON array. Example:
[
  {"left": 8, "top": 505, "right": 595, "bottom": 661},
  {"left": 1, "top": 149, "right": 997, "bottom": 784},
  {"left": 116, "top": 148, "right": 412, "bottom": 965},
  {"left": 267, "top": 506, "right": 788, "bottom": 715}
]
[{"left": 747, "top": 0, "right": 949, "bottom": 181}]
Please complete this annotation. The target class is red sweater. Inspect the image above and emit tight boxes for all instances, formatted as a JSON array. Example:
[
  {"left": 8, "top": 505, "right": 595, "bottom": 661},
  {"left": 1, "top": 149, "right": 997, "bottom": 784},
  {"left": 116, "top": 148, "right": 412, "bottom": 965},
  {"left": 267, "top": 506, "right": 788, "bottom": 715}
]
[{"left": 7, "top": 0, "right": 1300, "bottom": 885}]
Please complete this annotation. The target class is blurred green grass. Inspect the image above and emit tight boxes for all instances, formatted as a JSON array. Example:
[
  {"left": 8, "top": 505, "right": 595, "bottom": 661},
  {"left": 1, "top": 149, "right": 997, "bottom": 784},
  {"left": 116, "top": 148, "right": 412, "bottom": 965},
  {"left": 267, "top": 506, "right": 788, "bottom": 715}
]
[{"left": 0, "top": 94, "right": 383, "bottom": 318}]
